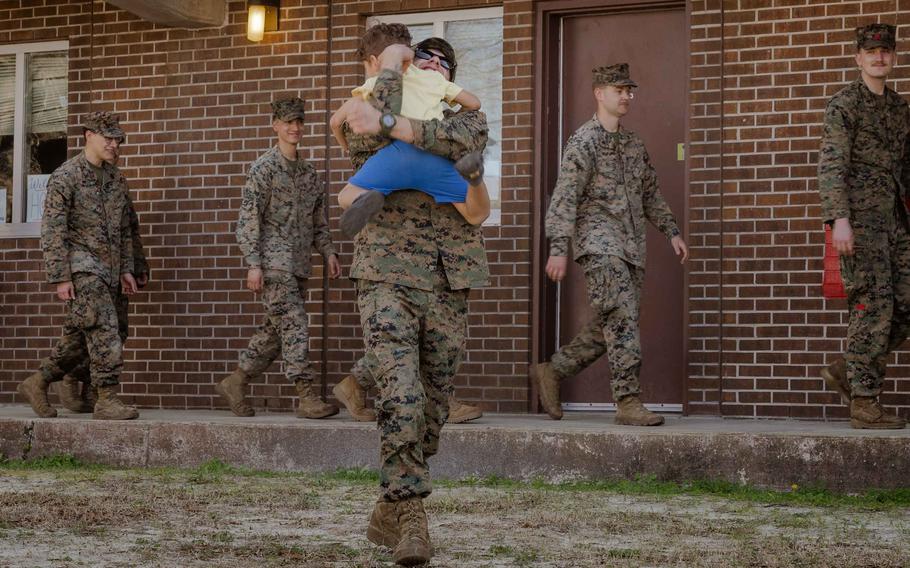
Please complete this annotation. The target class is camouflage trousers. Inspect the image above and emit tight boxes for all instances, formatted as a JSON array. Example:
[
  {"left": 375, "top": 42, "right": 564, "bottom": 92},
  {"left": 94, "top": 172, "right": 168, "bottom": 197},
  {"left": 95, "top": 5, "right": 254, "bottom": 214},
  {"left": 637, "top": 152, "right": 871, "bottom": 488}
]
[
  {"left": 839, "top": 222, "right": 910, "bottom": 397},
  {"left": 238, "top": 270, "right": 315, "bottom": 384},
  {"left": 40, "top": 273, "right": 124, "bottom": 388},
  {"left": 40, "top": 288, "right": 129, "bottom": 385},
  {"left": 356, "top": 272, "right": 467, "bottom": 502},
  {"left": 550, "top": 255, "right": 644, "bottom": 400},
  {"left": 351, "top": 352, "right": 378, "bottom": 391}
]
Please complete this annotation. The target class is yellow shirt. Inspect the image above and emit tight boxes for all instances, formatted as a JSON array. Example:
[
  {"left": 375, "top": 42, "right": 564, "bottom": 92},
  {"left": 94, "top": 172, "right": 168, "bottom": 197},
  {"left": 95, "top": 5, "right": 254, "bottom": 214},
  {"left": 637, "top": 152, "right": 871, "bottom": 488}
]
[{"left": 352, "top": 65, "right": 463, "bottom": 121}]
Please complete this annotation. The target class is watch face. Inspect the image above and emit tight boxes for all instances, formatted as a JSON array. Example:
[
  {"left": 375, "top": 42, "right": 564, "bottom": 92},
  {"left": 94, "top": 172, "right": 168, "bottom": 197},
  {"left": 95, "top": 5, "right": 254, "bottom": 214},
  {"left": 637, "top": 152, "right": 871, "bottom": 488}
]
[{"left": 381, "top": 114, "right": 396, "bottom": 128}]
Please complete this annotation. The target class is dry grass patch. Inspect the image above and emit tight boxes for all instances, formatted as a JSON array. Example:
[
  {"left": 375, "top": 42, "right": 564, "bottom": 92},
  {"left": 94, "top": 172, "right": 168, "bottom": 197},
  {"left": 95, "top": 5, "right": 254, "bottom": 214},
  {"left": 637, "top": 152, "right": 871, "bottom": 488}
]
[
  {"left": 0, "top": 491, "right": 155, "bottom": 531},
  {"left": 0, "top": 459, "right": 908, "bottom": 567}
]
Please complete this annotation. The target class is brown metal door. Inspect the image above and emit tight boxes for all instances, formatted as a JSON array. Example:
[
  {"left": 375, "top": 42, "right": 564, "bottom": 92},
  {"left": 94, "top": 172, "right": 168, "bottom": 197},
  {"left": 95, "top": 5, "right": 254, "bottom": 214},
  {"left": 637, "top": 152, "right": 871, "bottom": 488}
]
[{"left": 549, "top": 6, "right": 687, "bottom": 407}]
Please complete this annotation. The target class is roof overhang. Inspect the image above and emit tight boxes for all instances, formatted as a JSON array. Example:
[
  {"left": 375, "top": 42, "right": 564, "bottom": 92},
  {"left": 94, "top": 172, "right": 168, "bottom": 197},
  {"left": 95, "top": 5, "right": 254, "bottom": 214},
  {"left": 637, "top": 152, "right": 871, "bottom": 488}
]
[{"left": 106, "top": 0, "right": 226, "bottom": 29}]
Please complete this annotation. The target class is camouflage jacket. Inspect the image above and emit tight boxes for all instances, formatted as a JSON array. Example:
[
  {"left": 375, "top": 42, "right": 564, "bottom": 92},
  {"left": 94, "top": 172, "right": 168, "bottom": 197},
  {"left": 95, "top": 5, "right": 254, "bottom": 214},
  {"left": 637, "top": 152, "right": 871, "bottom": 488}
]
[
  {"left": 818, "top": 77, "right": 910, "bottom": 228},
  {"left": 545, "top": 118, "right": 680, "bottom": 267},
  {"left": 125, "top": 193, "right": 148, "bottom": 278},
  {"left": 236, "top": 146, "right": 336, "bottom": 278},
  {"left": 346, "top": 69, "right": 490, "bottom": 291},
  {"left": 41, "top": 153, "right": 133, "bottom": 286}
]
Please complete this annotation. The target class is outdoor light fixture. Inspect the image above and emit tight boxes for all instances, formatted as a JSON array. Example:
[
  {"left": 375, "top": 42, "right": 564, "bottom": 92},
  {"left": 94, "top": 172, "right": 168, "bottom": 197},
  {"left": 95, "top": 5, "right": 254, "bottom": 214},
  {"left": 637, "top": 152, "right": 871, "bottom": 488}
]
[{"left": 247, "top": 0, "right": 279, "bottom": 42}]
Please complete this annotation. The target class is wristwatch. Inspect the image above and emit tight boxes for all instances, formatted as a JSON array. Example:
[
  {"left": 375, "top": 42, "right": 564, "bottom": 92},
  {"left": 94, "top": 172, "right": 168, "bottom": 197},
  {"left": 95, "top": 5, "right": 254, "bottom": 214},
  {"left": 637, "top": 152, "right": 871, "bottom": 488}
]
[{"left": 379, "top": 112, "right": 397, "bottom": 137}]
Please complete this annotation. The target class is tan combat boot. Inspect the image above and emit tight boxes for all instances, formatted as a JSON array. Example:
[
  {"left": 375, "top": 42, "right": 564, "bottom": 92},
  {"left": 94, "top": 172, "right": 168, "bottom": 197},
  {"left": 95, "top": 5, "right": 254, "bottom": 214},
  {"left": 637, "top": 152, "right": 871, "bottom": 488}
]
[
  {"left": 448, "top": 396, "right": 483, "bottom": 423},
  {"left": 850, "top": 397, "right": 906, "bottom": 429},
  {"left": 532, "top": 362, "right": 563, "bottom": 420},
  {"left": 366, "top": 499, "right": 399, "bottom": 548},
  {"left": 820, "top": 358, "right": 850, "bottom": 404},
  {"left": 392, "top": 497, "right": 432, "bottom": 566},
  {"left": 93, "top": 386, "right": 139, "bottom": 420},
  {"left": 55, "top": 377, "right": 94, "bottom": 413},
  {"left": 296, "top": 381, "right": 339, "bottom": 419},
  {"left": 615, "top": 395, "right": 664, "bottom": 426},
  {"left": 332, "top": 375, "right": 376, "bottom": 422},
  {"left": 85, "top": 384, "right": 98, "bottom": 410},
  {"left": 17, "top": 372, "right": 57, "bottom": 418},
  {"left": 215, "top": 369, "right": 255, "bottom": 417}
]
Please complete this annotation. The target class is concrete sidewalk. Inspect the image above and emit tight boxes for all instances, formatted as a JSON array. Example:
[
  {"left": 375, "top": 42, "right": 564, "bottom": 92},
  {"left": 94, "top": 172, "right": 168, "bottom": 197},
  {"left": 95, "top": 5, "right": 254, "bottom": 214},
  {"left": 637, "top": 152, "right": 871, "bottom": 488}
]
[{"left": 1, "top": 405, "right": 908, "bottom": 491}]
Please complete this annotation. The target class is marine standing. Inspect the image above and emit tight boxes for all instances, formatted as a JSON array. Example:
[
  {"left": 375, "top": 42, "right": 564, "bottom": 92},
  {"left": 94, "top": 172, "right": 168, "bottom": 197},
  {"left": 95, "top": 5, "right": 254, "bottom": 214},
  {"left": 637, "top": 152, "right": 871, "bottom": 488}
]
[{"left": 818, "top": 23, "right": 909, "bottom": 429}]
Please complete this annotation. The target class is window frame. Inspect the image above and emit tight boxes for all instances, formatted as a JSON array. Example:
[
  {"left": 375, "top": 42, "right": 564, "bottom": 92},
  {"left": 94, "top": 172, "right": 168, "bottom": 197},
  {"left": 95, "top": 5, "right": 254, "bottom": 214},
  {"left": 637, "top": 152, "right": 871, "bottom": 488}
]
[
  {"left": 367, "top": 8, "right": 504, "bottom": 226},
  {"left": 367, "top": 7, "right": 504, "bottom": 35},
  {"left": 0, "top": 40, "right": 68, "bottom": 239}
]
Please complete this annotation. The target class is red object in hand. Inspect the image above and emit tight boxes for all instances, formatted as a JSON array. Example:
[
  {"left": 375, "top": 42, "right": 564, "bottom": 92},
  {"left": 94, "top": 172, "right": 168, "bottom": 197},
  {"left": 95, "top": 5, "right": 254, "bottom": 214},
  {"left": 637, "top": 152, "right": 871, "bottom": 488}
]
[{"left": 822, "top": 225, "right": 846, "bottom": 299}]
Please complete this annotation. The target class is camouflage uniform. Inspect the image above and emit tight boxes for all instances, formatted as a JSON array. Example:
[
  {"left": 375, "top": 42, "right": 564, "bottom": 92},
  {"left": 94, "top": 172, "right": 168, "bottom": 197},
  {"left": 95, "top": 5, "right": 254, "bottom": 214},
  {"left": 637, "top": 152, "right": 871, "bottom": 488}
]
[
  {"left": 818, "top": 26, "right": 910, "bottom": 398},
  {"left": 347, "top": 69, "right": 489, "bottom": 501},
  {"left": 351, "top": 352, "right": 378, "bottom": 391},
  {"left": 40, "top": 194, "right": 148, "bottom": 385},
  {"left": 40, "top": 136, "right": 134, "bottom": 388},
  {"left": 545, "top": 64, "right": 680, "bottom": 400},
  {"left": 235, "top": 139, "right": 336, "bottom": 385}
]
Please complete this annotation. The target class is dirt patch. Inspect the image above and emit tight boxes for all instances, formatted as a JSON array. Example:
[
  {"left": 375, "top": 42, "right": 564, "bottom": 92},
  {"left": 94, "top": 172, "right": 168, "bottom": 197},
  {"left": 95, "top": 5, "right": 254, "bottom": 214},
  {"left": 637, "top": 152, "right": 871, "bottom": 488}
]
[{"left": 0, "top": 470, "right": 907, "bottom": 567}]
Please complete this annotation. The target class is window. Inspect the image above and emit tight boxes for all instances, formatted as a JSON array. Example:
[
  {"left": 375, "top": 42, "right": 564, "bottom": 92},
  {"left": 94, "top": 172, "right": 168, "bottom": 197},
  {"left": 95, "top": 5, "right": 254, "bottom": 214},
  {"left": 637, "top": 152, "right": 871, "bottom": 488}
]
[
  {"left": 0, "top": 41, "right": 68, "bottom": 238},
  {"left": 368, "top": 8, "right": 504, "bottom": 225}
]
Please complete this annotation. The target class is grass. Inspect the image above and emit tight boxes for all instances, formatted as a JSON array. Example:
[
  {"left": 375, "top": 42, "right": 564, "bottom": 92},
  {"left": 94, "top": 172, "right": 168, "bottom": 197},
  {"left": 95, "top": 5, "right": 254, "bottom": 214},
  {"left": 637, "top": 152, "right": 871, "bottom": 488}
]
[
  {"left": 0, "top": 459, "right": 906, "bottom": 568},
  {"left": 606, "top": 548, "right": 642, "bottom": 559},
  {"left": 450, "top": 473, "right": 910, "bottom": 510},
  {"left": 0, "top": 454, "right": 105, "bottom": 471},
  {"left": 2, "top": 455, "right": 909, "bottom": 511},
  {"left": 177, "top": 538, "right": 361, "bottom": 563},
  {"left": 489, "top": 544, "right": 539, "bottom": 566}
]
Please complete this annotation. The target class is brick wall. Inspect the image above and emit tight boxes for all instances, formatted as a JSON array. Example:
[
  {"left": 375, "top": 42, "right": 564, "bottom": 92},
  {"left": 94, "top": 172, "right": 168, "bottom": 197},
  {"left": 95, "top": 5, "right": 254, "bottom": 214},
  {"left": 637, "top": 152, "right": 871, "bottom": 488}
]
[
  {"left": 687, "top": 0, "right": 910, "bottom": 418},
  {"left": 0, "top": 0, "right": 536, "bottom": 412},
  {"left": 5, "top": 0, "right": 908, "bottom": 419}
]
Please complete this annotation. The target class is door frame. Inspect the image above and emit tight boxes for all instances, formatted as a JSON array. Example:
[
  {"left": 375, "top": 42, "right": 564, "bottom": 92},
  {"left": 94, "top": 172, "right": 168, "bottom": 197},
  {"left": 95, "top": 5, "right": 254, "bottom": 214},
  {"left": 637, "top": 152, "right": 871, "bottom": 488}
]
[{"left": 531, "top": 0, "right": 692, "bottom": 414}]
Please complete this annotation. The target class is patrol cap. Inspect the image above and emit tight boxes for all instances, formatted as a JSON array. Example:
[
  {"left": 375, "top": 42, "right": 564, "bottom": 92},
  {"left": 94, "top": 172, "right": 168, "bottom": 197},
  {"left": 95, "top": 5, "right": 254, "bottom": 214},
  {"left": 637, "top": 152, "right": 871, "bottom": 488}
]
[
  {"left": 271, "top": 97, "right": 306, "bottom": 121},
  {"left": 856, "top": 23, "right": 896, "bottom": 50},
  {"left": 82, "top": 111, "right": 125, "bottom": 142},
  {"left": 592, "top": 63, "right": 638, "bottom": 88}
]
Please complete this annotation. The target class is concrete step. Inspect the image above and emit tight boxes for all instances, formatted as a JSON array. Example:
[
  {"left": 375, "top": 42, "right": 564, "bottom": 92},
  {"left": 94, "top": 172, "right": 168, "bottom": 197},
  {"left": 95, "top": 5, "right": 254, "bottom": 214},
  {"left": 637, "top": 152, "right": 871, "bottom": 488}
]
[{"left": 1, "top": 405, "right": 908, "bottom": 492}]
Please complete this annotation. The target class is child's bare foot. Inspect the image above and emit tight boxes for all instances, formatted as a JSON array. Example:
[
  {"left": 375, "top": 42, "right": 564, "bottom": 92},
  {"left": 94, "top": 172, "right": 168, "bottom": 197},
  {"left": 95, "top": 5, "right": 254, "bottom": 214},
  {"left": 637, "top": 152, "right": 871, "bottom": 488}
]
[
  {"left": 455, "top": 152, "right": 484, "bottom": 184},
  {"left": 340, "top": 191, "right": 386, "bottom": 238}
]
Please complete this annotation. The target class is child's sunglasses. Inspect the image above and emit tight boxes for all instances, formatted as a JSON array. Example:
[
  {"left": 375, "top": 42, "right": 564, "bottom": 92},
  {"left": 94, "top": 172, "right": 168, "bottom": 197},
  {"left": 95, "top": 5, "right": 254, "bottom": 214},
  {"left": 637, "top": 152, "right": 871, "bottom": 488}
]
[{"left": 413, "top": 48, "right": 456, "bottom": 71}]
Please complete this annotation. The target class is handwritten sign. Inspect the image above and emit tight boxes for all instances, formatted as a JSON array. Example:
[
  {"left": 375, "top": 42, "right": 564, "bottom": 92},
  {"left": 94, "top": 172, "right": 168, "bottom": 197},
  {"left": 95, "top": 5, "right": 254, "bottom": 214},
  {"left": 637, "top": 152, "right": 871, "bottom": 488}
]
[{"left": 26, "top": 174, "right": 50, "bottom": 222}]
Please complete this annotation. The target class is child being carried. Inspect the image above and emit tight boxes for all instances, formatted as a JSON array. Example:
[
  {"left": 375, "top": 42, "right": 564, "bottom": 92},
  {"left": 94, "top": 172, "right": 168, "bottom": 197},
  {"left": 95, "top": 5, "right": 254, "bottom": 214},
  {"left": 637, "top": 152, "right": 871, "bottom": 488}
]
[{"left": 331, "top": 23, "right": 488, "bottom": 237}]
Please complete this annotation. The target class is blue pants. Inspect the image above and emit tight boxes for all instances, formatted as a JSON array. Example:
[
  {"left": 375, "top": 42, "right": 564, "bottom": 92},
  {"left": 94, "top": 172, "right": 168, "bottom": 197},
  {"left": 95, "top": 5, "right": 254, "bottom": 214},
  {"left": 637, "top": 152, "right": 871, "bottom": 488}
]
[{"left": 349, "top": 140, "right": 468, "bottom": 204}]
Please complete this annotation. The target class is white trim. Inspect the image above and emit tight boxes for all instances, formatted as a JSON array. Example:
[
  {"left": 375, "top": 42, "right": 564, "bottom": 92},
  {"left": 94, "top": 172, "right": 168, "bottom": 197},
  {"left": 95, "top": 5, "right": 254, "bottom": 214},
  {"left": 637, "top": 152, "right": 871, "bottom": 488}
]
[
  {"left": 562, "top": 402, "right": 684, "bottom": 413},
  {"left": 11, "top": 51, "right": 26, "bottom": 223},
  {"left": 368, "top": 7, "right": 504, "bottom": 28},
  {"left": 482, "top": 209, "right": 501, "bottom": 226},
  {"left": 0, "top": 40, "right": 68, "bottom": 56},
  {"left": 553, "top": 18, "right": 566, "bottom": 350},
  {"left": 0, "top": 221, "right": 41, "bottom": 238}
]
